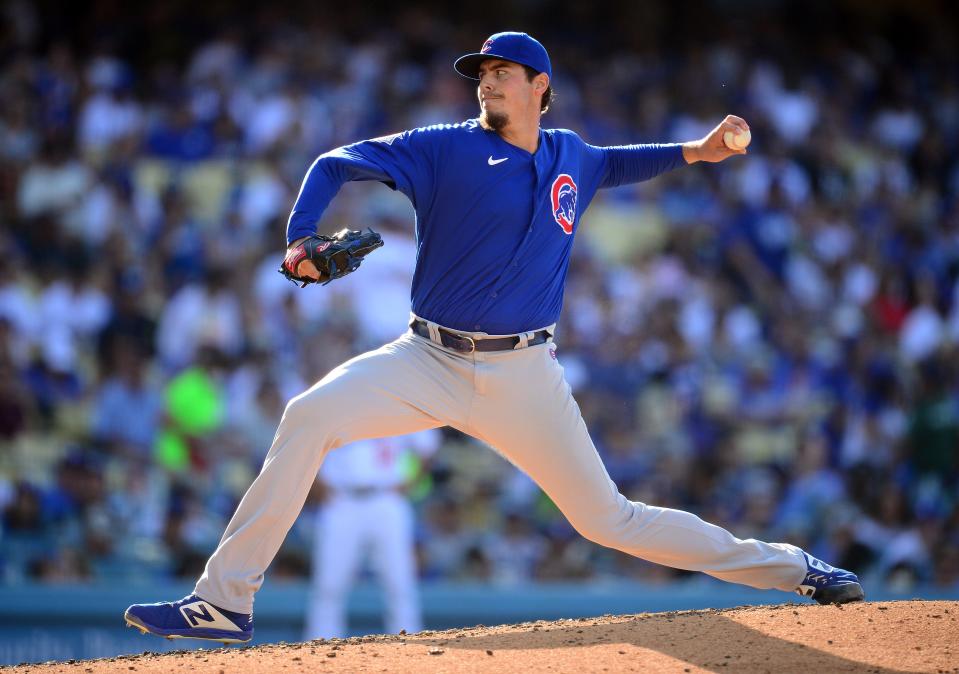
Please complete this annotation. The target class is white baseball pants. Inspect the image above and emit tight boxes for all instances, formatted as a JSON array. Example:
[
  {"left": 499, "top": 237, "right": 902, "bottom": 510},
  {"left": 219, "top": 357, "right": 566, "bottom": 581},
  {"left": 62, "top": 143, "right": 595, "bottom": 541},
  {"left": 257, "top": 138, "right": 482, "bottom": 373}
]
[
  {"left": 195, "top": 324, "right": 807, "bottom": 614},
  {"left": 304, "top": 490, "right": 420, "bottom": 639}
]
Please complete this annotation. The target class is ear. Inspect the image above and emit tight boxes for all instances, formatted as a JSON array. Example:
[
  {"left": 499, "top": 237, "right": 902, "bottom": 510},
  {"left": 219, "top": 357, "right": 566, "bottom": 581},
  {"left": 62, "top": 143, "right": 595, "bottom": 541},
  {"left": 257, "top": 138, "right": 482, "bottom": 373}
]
[{"left": 533, "top": 73, "right": 549, "bottom": 92}]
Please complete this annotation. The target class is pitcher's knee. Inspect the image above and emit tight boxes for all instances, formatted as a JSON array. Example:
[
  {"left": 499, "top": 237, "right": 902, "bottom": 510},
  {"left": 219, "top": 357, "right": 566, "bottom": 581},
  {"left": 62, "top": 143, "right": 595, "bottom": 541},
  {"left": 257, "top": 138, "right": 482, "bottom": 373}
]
[
  {"left": 282, "top": 385, "right": 338, "bottom": 426},
  {"left": 571, "top": 498, "right": 649, "bottom": 548},
  {"left": 272, "top": 390, "right": 339, "bottom": 452}
]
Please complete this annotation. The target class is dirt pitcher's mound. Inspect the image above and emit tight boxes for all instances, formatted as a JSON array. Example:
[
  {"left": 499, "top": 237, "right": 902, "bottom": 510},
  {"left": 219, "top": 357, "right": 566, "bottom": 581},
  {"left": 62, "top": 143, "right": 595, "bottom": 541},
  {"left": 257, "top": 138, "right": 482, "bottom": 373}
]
[{"left": 10, "top": 600, "right": 959, "bottom": 673}]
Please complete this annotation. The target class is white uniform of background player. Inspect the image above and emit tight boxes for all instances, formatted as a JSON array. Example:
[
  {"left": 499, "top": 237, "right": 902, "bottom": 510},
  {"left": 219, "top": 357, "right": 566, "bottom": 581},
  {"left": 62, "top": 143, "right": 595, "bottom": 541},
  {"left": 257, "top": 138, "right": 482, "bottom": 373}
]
[{"left": 304, "top": 429, "right": 440, "bottom": 639}]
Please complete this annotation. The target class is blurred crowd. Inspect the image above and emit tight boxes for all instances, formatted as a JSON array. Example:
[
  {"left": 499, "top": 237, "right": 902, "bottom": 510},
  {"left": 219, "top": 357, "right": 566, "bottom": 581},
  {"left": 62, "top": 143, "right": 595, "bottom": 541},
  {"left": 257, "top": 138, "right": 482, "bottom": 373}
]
[{"left": 1, "top": 1, "right": 958, "bottom": 594}]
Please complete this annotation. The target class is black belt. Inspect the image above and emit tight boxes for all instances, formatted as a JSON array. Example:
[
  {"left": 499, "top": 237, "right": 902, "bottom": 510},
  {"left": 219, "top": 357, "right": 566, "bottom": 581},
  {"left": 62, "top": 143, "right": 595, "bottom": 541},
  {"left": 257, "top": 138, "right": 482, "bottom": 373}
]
[{"left": 411, "top": 319, "right": 550, "bottom": 353}]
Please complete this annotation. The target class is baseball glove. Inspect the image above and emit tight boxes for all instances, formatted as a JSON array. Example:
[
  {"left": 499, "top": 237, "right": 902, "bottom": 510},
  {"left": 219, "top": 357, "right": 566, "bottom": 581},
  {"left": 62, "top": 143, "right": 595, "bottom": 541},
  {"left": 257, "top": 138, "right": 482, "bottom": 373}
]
[{"left": 279, "top": 228, "right": 384, "bottom": 286}]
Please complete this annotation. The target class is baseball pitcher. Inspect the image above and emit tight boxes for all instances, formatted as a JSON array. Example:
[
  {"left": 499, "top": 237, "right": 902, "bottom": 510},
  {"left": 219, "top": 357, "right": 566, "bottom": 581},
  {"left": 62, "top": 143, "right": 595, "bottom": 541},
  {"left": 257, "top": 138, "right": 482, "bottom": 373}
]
[{"left": 125, "top": 31, "right": 863, "bottom": 644}]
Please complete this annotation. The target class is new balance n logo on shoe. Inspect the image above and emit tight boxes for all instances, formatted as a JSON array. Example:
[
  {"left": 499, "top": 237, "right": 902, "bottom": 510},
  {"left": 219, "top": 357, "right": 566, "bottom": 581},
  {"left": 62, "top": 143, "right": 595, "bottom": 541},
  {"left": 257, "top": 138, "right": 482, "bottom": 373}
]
[
  {"left": 181, "top": 603, "right": 215, "bottom": 626},
  {"left": 807, "top": 557, "right": 835, "bottom": 573},
  {"left": 179, "top": 601, "right": 241, "bottom": 631}
]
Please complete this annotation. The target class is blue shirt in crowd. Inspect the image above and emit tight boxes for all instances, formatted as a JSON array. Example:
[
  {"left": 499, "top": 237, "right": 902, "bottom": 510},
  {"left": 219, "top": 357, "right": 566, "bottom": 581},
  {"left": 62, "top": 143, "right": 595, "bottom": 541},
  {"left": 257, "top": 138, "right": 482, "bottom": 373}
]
[{"left": 287, "top": 118, "right": 686, "bottom": 334}]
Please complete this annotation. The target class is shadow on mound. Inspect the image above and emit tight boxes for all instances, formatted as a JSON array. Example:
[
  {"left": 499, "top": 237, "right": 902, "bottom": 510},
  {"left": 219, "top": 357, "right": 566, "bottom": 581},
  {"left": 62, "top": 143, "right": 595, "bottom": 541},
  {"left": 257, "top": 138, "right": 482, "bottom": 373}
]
[{"left": 411, "top": 604, "right": 911, "bottom": 674}]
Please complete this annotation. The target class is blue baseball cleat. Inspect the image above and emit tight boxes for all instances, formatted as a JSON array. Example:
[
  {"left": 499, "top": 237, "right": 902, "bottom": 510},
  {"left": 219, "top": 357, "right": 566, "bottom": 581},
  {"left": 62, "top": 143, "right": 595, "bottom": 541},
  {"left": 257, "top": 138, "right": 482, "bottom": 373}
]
[
  {"left": 124, "top": 594, "right": 253, "bottom": 643},
  {"left": 794, "top": 552, "right": 865, "bottom": 605}
]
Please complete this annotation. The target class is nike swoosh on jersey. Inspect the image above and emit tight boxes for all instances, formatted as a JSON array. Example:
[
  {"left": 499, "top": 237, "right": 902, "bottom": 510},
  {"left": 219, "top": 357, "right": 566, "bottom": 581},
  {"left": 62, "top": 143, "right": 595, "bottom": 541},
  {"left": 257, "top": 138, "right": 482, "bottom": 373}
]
[{"left": 487, "top": 156, "right": 509, "bottom": 165}]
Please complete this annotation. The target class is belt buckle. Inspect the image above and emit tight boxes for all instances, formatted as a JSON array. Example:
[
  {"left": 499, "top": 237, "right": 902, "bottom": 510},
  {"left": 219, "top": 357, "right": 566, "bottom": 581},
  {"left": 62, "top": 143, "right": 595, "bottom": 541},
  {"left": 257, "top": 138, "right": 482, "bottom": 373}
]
[{"left": 445, "top": 331, "right": 475, "bottom": 353}]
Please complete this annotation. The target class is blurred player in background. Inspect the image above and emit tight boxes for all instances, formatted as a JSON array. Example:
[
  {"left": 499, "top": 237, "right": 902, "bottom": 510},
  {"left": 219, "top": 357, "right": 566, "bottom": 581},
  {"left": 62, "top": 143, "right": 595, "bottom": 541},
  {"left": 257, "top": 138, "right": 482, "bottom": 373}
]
[{"left": 304, "top": 421, "right": 440, "bottom": 638}]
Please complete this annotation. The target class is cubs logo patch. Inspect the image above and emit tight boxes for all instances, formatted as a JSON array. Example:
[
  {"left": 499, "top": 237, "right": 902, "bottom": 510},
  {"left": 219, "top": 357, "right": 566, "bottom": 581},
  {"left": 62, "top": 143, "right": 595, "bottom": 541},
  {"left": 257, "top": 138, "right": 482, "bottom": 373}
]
[
  {"left": 550, "top": 174, "right": 578, "bottom": 235},
  {"left": 481, "top": 39, "right": 494, "bottom": 53}
]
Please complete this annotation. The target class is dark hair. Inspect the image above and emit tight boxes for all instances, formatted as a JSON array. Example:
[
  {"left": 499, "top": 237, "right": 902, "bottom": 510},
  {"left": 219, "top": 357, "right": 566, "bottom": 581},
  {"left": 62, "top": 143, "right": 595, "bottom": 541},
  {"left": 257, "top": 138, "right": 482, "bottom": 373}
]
[{"left": 522, "top": 65, "right": 555, "bottom": 114}]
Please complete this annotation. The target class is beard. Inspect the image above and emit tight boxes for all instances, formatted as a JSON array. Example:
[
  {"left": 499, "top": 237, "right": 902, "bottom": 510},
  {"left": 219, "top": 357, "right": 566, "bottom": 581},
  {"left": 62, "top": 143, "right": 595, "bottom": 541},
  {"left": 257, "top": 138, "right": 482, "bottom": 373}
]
[{"left": 480, "top": 109, "right": 509, "bottom": 131}]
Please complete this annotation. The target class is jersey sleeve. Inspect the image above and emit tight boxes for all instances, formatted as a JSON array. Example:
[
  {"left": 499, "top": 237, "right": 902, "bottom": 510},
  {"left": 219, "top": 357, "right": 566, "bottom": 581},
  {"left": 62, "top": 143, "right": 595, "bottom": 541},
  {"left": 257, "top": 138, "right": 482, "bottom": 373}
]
[
  {"left": 590, "top": 142, "right": 687, "bottom": 190},
  {"left": 286, "top": 128, "right": 434, "bottom": 244}
]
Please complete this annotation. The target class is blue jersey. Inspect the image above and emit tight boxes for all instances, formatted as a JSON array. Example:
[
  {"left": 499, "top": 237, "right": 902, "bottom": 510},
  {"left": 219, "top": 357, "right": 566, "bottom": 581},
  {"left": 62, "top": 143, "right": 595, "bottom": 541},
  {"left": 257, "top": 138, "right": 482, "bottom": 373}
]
[{"left": 288, "top": 119, "right": 685, "bottom": 334}]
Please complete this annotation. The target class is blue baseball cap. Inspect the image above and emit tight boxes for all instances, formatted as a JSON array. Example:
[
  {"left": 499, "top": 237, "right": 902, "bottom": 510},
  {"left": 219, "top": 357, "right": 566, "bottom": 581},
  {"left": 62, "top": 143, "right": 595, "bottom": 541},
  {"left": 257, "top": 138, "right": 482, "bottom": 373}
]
[{"left": 454, "top": 32, "right": 552, "bottom": 80}]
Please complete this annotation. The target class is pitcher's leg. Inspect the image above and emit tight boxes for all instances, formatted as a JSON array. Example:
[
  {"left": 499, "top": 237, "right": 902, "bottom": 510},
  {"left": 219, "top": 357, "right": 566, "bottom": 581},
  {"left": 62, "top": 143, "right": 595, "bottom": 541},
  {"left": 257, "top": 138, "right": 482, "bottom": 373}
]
[
  {"left": 194, "top": 335, "right": 461, "bottom": 613},
  {"left": 469, "top": 345, "right": 806, "bottom": 592}
]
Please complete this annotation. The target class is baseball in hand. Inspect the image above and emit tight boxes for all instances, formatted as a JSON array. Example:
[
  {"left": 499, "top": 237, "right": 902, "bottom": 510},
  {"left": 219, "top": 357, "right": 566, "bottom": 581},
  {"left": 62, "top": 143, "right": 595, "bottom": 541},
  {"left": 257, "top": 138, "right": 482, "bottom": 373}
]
[{"left": 723, "top": 128, "right": 751, "bottom": 150}]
